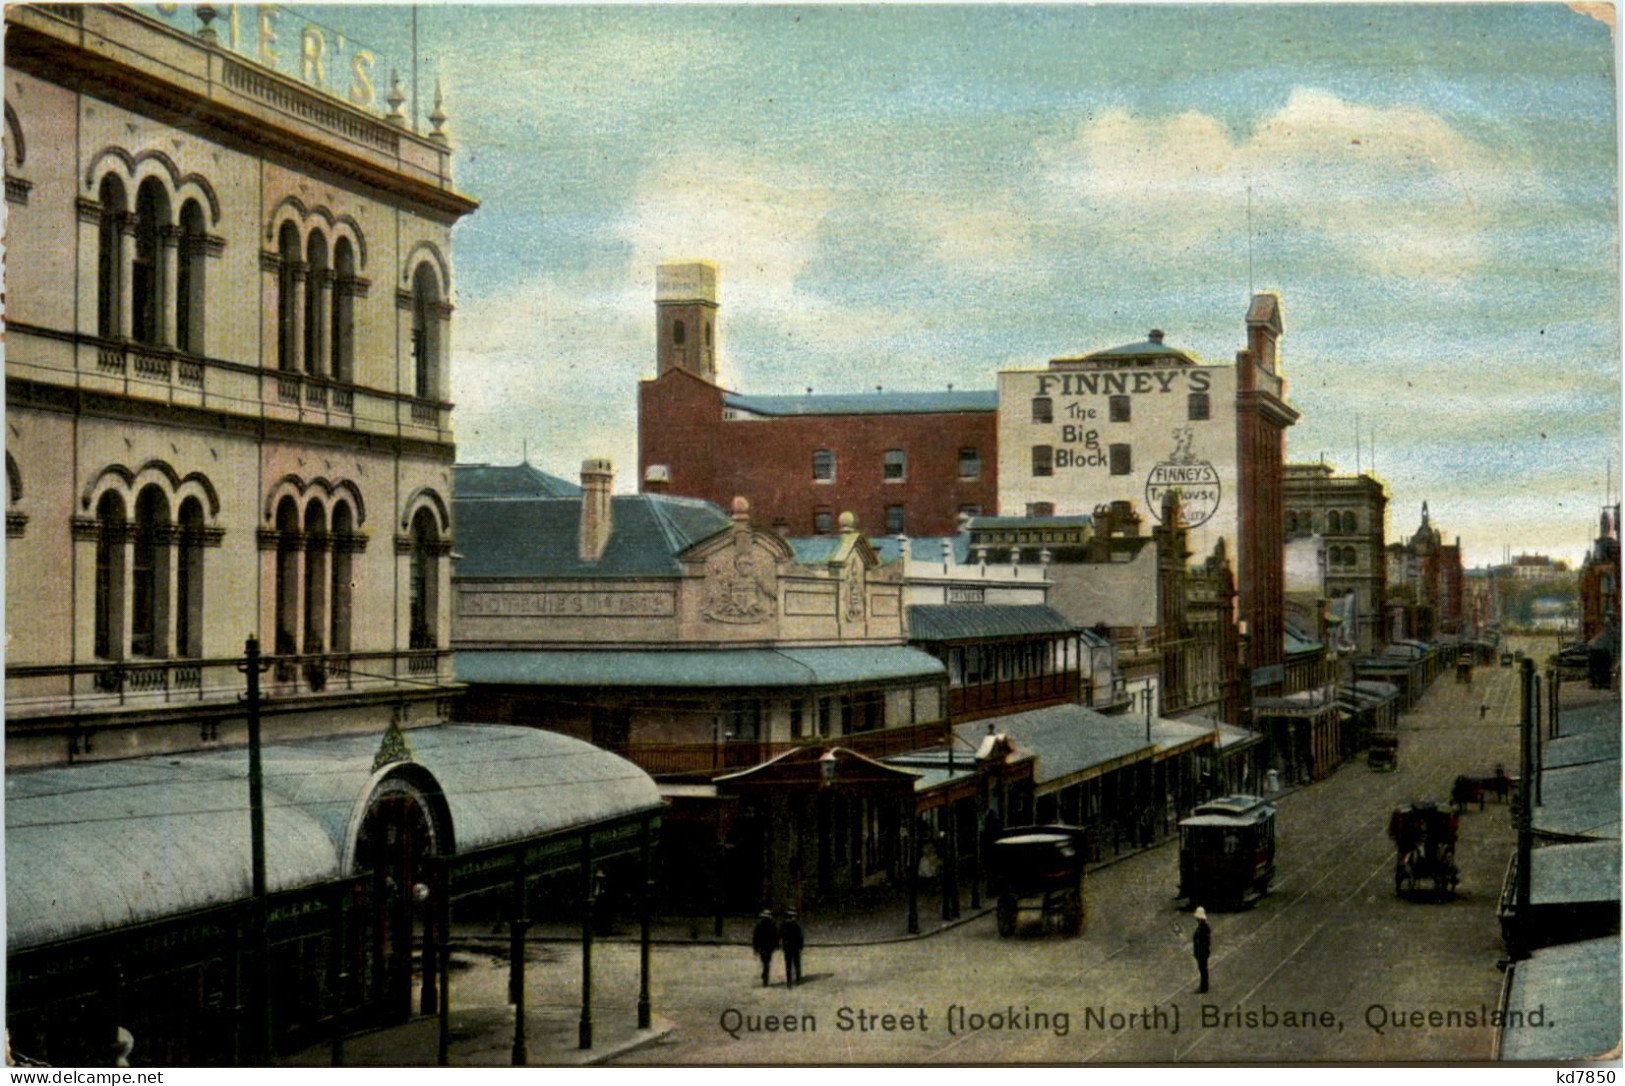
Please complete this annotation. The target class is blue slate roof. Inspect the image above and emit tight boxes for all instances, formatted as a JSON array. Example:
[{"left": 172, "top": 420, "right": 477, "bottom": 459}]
[
  {"left": 787, "top": 537, "right": 845, "bottom": 564},
  {"left": 955, "top": 704, "right": 1157, "bottom": 789},
  {"left": 7, "top": 726, "right": 659, "bottom": 950},
  {"left": 454, "top": 493, "right": 730, "bottom": 578},
  {"left": 867, "top": 535, "right": 969, "bottom": 565},
  {"left": 456, "top": 646, "right": 945, "bottom": 689},
  {"left": 908, "top": 604, "right": 1081, "bottom": 643},
  {"left": 455, "top": 461, "right": 582, "bottom": 499},
  {"left": 723, "top": 389, "right": 997, "bottom": 417},
  {"left": 1499, "top": 935, "right": 1620, "bottom": 1060}
]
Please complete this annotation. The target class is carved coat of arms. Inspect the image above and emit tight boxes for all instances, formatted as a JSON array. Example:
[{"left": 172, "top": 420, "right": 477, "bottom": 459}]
[{"left": 702, "top": 537, "right": 778, "bottom": 624}]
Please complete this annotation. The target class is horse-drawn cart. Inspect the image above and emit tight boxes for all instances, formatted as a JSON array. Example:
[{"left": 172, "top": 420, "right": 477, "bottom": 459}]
[
  {"left": 989, "top": 827, "right": 1087, "bottom": 937},
  {"left": 1367, "top": 729, "right": 1399, "bottom": 771},
  {"left": 1389, "top": 802, "right": 1459, "bottom": 898}
]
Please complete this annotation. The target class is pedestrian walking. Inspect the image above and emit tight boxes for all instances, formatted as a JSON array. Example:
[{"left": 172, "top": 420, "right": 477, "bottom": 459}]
[
  {"left": 1192, "top": 906, "right": 1212, "bottom": 994},
  {"left": 752, "top": 909, "right": 779, "bottom": 987},
  {"left": 781, "top": 908, "right": 805, "bottom": 987}
]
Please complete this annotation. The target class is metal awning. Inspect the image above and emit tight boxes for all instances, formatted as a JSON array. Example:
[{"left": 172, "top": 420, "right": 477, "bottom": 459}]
[
  {"left": 1497, "top": 935, "right": 1620, "bottom": 1060},
  {"left": 6, "top": 725, "right": 660, "bottom": 951},
  {"left": 454, "top": 646, "right": 945, "bottom": 689}
]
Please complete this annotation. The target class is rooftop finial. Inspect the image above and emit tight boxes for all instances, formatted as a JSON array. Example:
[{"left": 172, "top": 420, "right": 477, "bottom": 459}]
[
  {"left": 428, "top": 79, "right": 448, "bottom": 143},
  {"left": 195, "top": 3, "right": 219, "bottom": 42},
  {"left": 386, "top": 71, "right": 408, "bottom": 127}
]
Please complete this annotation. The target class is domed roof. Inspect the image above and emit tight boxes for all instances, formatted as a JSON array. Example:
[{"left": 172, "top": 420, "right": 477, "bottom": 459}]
[{"left": 1052, "top": 329, "right": 1199, "bottom": 367}]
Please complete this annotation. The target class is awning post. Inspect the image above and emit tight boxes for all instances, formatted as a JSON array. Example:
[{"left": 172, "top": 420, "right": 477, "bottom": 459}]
[{"left": 638, "top": 818, "right": 653, "bottom": 1030}]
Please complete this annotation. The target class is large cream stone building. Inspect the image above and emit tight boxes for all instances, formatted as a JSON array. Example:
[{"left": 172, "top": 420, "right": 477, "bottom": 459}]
[{"left": 5, "top": 7, "right": 662, "bottom": 1066}]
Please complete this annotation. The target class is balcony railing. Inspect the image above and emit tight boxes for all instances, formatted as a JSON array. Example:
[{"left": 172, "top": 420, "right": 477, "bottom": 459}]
[{"left": 5, "top": 648, "right": 457, "bottom": 718}]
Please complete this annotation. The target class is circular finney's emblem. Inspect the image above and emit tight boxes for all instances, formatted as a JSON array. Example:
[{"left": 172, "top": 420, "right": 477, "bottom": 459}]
[{"left": 1146, "top": 460, "right": 1221, "bottom": 527}]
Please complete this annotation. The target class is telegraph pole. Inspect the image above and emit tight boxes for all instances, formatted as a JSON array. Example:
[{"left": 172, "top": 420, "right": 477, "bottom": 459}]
[
  {"left": 239, "top": 636, "right": 273, "bottom": 1063},
  {"left": 1514, "top": 658, "right": 1534, "bottom": 931}
]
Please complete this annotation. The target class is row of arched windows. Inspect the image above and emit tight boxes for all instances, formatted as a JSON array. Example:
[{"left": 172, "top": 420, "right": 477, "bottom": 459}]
[
  {"left": 1328, "top": 545, "right": 1361, "bottom": 569},
  {"left": 1287, "top": 509, "right": 1361, "bottom": 535},
  {"left": 74, "top": 465, "right": 447, "bottom": 662},
  {"left": 92, "top": 487, "right": 207, "bottom": 660},
  {"left": 276, "top": 221, "right": 360, "bottom": 383},
  {"left": 83, "top": 154, "right": 448, "bottom": 403},
  {"left": 96, "top": 175, "right": 209, "bottom": 354}
]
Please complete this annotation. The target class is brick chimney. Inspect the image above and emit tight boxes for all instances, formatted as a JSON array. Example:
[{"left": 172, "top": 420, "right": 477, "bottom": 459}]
[
  {"left": 580, "top": 458, "right": 614, "bottom": 562},
  {"left": 644, "top": 464, "right": 671, "bottom": 494}
]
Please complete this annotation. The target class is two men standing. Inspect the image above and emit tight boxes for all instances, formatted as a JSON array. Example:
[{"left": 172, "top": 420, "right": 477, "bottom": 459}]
[{"left": 752, "top": 909, "right": 807, "bottom": 987}]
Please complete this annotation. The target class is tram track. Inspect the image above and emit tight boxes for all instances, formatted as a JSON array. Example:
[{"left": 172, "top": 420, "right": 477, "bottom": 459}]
[{"left": 925, "top": 658, "right": 1524, "bottom": 1063}]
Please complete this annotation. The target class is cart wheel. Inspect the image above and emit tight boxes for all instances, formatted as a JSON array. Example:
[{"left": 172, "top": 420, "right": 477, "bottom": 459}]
[
  {"left": 996, "top": 894, "right": 1017, "bottom": 937},
  {"left": 1061, "top": 890, "right": 1085, "bottom": 936}
]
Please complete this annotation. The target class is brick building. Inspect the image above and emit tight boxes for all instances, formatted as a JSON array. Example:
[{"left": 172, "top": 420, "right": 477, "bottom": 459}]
[
  {"left": 1386, "top": 503, "right": 1466, "bottom": 640},
  {"left": 638, "top": 262, "right": 998, "bottom": 537}
]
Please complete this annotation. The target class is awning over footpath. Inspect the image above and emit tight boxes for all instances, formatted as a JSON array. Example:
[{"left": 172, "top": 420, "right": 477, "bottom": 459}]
[
  {"left": 1496, "top": 935, "right": 1620, "bottom": 1060},
  {"left": 1528, "top": 840, "right": 1621, "bottom": 908},
  {"left": 1532, "top": 759, "right": 1621, "bottom": 841},
  {"left": 7, "top": 725, "right": 660, "bottom": 952},
  {"left": 455, "top": 646, "right": 945, "bottom": 689},
  {"left": 956, "top": 705, "right": 1156, "bottom": 792},
  {"left": 907, "top": 604, "right": 1082, "bottom": 642}
]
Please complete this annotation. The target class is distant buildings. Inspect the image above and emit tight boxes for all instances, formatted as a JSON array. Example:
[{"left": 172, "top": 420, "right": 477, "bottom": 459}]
[
  {"left": 1579, "top": 507, "right": 1620, "bottom": 645},
  {"left": 1283, "top": 462, "right": 1389, "bottom": 654},
  {"left": 1385, "top": 503, "right": 1466, "bottom": 640}
]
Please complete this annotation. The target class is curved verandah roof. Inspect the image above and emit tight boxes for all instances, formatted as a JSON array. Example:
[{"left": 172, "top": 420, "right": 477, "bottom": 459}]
[{"left": 7, "top": 725, "right": 660, "bottom": 952}]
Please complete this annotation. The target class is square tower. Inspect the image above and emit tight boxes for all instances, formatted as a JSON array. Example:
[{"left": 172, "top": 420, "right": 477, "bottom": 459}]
[{"left": 656, "top": 260, "right": 720, "bottom": 383}]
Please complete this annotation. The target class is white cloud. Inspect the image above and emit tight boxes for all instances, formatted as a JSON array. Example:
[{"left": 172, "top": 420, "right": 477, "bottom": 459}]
[{"left": 1037, "top": 88, "right": 1541, "bottom": 285}]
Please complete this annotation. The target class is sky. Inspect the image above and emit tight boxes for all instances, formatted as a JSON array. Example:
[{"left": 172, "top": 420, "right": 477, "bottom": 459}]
[{"left": 223, "top": 3, "right": 1620, "bottom": 567}]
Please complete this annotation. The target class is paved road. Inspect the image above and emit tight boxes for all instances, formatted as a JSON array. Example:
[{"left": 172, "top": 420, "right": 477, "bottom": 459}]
[{"left": 596, "top": 650, "right": 1532, "bottom": 1064}]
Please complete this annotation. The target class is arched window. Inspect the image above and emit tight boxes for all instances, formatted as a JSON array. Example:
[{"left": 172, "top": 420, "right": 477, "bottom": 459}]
[
  {"left": 304, "top": 230, "right": 328, "bottom": 377},
  {"left": 411, "top": 263, "right": 442, "bottom": 401},
  {"left": 303, "top": 501, "right": 327, "bottom": 652},
  {"left": 1342, "top": 510, "right": 1358, "bottom": 534},
  {"left": 673, "top": 319, "right": 686, "bottom": 346},
  {"left": 332, "top": 238, "right": 356, "bottom": 383},
  {"left": 409, "top": 507, "right": 440, "bottom": 649},
  {"left": 94, "top": 491, "right": 126, "bottom": 659},
  {"left": 132, "top": 179, "right": 170, "bottom": 347},
  {"left": 175, "top": 496, "right": 205, "bottom": 658},
  {"left": 330, "top": 501, "right": 354, "bottom": 653},
  {"left": 176, "top": 200, "right": 206, "bottom": 355},
  {"left": 131, "top": 484, "right": 170, "bottom": 657},
  {"left": 97, "top": 175, "right": 128, "bottom": 340},
  {"left": 274, "top": 496, "right": 300, "bottom": 653},
  {"left": 277, "top": 223, "right": 302, "bottom": 371}
]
